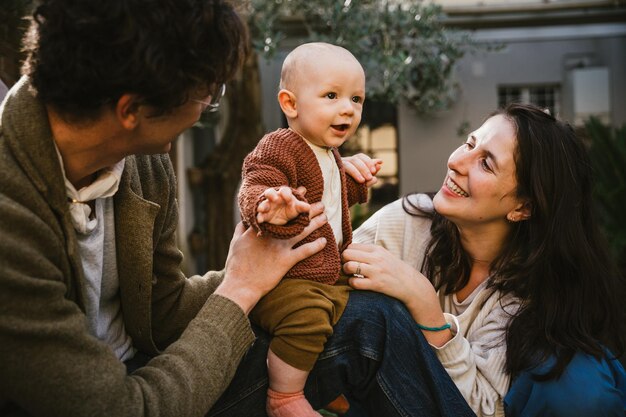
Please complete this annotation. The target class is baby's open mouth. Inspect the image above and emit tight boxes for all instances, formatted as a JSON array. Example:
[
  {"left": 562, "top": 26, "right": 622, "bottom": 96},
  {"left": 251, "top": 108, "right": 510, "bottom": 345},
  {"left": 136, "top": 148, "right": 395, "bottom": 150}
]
[{"left": 332, "top": 124, "right": 349, "bottom": 131}]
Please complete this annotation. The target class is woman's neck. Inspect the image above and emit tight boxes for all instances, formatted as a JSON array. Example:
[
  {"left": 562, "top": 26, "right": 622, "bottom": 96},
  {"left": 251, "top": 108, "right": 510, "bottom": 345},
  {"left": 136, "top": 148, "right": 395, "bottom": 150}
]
[
  {"left": 454, "top": 223, "right": 510, "bottom": 301},
  {"left": 457, "top": 222, "right": 509, "bottom": 266}
]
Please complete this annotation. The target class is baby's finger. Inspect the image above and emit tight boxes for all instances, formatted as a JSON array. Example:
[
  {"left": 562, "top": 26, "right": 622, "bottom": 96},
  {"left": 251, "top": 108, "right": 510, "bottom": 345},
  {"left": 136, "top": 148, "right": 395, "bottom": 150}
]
[
  {"left": 343, "top": 160, "right": 365, "bottom": 183},
  {"left": 263, "top": 188, "right": 280, "bottom": 202},
  {"left": 295, "top": 186, "right": 307, "bottom": 197},
  {"left": 351, "top": 157, "right": 374, "bottom": 180},
  {"left": 365, "top": 177, "right": 379, "bottom": 187},
  {"left": 257, "top": 199, "right": 270, "bottom": 213},
  {"left": 309, "top": 202, "right": 325, "bottom": 220},
  {"left": 294, "top": 199, "right": 311, "bottom": 214},
  {"left": 370, "top": 159, "right": 384, "bottom": 173}
]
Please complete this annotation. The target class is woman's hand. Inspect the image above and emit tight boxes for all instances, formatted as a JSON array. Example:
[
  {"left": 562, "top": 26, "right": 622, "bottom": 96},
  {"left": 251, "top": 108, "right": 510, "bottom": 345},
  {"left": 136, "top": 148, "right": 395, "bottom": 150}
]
[
  {"left": 342, "top": 243, "right": 453, "bottom": 346},
  {"left": 342, "top": 243, "right": 424, "bottom": 305},
  {"left": 216, "top": 202, "right": 327, "bottom": 314},
  {"left": 342, "top": 154, "right": 382, "bottom": 187}
]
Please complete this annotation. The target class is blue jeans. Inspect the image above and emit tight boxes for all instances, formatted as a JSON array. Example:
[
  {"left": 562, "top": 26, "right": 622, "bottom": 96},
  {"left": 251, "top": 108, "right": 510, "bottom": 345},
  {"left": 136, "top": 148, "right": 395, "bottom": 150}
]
[
  {"left": 504, "top": 350, "right": 626, "bottom": 416},
  {"left": 207, "top": 291, "right": 475, "bottom": 417}
]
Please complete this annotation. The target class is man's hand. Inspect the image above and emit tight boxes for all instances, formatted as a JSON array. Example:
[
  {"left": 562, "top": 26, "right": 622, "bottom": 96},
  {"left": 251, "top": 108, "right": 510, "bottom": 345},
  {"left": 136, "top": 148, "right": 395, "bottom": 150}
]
[
  {"left": 342, "top": 153, "right": 382, "bottom": 187},
  {"left": 256, "top": 186, "right": 310, "bottom": 225},
  {"left": 215, "top": 202, "right": 327, "bottom": 314}
]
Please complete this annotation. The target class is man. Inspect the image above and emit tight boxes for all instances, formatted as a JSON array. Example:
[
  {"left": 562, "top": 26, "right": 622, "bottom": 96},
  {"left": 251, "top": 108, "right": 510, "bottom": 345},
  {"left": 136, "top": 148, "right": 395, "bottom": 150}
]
[{"left": 0, "top": 1, "right": 326, "bottom": 415}]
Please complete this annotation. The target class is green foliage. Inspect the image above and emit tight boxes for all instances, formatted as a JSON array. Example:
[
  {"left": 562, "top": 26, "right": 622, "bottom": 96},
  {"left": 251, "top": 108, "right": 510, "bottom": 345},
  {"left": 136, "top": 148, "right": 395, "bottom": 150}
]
[
  {"left": 586, "top": 117, "right": 626, "bottom": 272},
  {"left": 245, "top": 0, "right": 484, "bottom": 114}
]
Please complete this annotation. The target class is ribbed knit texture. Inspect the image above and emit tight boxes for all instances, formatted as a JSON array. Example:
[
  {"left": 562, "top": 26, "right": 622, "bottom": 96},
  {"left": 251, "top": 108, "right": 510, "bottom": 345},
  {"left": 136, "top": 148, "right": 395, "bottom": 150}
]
[{"left": 239, "top": 128, "right": 368, "bottom": 284}]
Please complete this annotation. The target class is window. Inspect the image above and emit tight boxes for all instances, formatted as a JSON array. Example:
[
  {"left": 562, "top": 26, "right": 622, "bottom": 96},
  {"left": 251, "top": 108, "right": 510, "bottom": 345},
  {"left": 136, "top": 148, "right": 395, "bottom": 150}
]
[
  {"left": 498, "top": 84, "right": 561, "bottom": 116},
  {"left": 340, "top": 100, "right": 399, "bottom": 227}
]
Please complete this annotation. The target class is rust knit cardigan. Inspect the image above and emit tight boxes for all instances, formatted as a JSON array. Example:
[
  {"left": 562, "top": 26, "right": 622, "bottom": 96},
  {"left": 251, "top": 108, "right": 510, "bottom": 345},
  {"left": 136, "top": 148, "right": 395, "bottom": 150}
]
[{"left": 238, "top": 128, "right": 368, "bottom": 284}]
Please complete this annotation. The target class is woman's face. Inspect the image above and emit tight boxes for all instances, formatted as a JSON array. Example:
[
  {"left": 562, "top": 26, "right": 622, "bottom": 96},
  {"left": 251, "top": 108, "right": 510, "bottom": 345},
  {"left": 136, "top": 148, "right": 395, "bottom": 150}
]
[{"left": 433, "top": 114, "right": 525, "bottom": 229}]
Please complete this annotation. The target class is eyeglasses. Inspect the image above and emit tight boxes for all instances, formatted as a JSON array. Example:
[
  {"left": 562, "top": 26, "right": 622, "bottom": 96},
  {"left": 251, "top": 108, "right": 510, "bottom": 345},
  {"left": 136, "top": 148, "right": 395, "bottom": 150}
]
[{"left": 192, "top": 83, "right": 226, "bottom": 112}]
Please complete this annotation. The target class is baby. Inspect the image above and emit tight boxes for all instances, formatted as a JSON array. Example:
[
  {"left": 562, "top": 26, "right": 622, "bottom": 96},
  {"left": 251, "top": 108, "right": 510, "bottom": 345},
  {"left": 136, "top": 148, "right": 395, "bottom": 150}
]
[{"left": 238, "top": 42, "right": 381, "bottom": 417}]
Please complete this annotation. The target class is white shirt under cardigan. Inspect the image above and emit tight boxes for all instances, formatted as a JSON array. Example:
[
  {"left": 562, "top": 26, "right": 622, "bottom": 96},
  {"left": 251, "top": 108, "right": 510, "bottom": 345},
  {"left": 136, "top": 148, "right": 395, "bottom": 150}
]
[
  {"left": 353, "top": 194, "right": 520, "bottom": 417},
  {"left": 55, "top": 147, "right": 135, "bottom": 361},
  {"left": 303, "top": 138, "right": 343, "bottom": 248}
]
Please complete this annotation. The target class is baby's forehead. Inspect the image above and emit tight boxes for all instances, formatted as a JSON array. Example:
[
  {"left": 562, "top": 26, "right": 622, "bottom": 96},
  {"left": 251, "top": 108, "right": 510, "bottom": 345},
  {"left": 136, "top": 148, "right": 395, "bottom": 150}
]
[
  {"left": 290, "top": 44, "right": 356, "bottom": 68},
  {"left": 281, "top": 44, "right": 363, "bottom": 88}
]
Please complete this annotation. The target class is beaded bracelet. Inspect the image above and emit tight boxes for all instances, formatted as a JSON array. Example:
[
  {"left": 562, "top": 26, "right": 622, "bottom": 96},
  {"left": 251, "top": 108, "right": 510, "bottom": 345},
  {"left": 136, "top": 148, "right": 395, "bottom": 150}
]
[{"left": 417, "top": 322, "right": 451, "bottom": 332}]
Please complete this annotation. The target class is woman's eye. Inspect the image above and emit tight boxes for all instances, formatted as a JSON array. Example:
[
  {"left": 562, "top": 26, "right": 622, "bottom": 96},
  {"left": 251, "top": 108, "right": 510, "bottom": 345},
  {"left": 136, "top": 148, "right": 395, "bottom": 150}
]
[
  {"left": 465, "top": 141, "right": 474, "bottom": 149},
  {"left": 481, "top": 159, "right": 491, "bottom": 171},
  {"left": 352, "top": 96, "right": 362, "bottom": 103},
  {"left": 326, "top": 92, "right": 337, "bottom": 99}
]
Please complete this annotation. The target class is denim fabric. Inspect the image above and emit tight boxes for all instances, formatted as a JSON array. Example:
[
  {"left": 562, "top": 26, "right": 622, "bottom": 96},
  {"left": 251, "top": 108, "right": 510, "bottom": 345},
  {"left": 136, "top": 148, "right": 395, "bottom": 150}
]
[
  {"left": 504, "top": 350, "right": 626, "bottom": 417},
  {"left": 207, "top": 291, "right": 475, "bottom": 417}
]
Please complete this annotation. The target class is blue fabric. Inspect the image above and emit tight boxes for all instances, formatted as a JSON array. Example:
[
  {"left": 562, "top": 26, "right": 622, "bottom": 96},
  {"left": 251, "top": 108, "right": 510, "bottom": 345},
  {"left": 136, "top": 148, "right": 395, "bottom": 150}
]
[
  {"left": 206, "top": 291, "right": 476, "bottom": 417},
  {"left": 504, "top": 350, "right": 626, "bottom": 417}
]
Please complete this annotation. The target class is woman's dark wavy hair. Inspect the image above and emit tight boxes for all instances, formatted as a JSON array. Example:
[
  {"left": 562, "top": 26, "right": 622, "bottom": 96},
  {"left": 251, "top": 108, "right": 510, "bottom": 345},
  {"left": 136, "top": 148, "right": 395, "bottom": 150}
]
[
  {"left": 404, "top": 103, "right": 625, "bottom": 380},
  {"left": 22, "top": 0, "right": 248, "bottom": 120}
]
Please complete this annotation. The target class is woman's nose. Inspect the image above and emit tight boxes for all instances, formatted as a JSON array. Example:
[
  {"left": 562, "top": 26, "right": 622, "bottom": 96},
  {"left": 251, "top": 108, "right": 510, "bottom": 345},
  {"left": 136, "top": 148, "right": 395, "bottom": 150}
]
[{"left": 448, "top": 147, "right": 469, "bottom": 174}]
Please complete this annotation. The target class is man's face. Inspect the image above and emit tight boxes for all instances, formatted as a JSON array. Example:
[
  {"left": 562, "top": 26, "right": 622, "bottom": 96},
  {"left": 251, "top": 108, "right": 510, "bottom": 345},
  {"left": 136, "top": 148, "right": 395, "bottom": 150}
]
[{"left": 130, "top": 95, "right": 210, "bottom": 155}]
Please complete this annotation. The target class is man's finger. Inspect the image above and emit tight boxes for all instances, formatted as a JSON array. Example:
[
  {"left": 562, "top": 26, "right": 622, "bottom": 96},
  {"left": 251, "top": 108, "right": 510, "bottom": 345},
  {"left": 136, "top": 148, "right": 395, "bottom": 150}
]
[
  {"left": 290, "top": 212, "right": 327, "bottom": 245},
  {"left": 291, "top": 237, "right": 327, "bottom": 262}
]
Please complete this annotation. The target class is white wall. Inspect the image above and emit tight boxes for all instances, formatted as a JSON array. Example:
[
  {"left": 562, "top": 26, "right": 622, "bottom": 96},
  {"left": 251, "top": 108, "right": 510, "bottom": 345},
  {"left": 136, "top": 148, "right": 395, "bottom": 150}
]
[{"left": 398, "top": 24, "right": 626, "bottom": 195}]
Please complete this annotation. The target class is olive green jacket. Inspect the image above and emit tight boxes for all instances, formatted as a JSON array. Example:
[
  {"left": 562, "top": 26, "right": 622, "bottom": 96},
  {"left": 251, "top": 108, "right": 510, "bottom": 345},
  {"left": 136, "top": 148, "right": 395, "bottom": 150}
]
[{"left": 0, "top": 77, "right": 255, "bottom": 417}]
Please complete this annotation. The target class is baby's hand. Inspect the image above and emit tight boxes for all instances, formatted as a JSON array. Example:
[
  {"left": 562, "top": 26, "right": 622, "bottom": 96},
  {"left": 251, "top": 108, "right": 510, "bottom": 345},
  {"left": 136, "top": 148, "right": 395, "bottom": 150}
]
[
  {"left": 342, "top": 153, "right": 383, "bottom": 187},
  {"left": 257, "top": 186, "right": 310, "bottom": 225}
]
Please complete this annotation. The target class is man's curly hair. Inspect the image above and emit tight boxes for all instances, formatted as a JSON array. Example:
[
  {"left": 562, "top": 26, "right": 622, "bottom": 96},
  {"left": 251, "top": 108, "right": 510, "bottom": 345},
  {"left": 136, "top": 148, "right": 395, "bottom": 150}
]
[{"left": 22, "top": 0, "right": 248, "bottom": 120}]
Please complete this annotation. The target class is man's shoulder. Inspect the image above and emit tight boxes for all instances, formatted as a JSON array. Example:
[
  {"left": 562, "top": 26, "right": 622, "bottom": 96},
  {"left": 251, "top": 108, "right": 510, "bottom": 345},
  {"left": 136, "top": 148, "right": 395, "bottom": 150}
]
[
  {"left": 126, "top": 153, "right": 173, "bottom": 176},
  {"left": 121, "top": 154, "right": 175, "bottom": 197}
]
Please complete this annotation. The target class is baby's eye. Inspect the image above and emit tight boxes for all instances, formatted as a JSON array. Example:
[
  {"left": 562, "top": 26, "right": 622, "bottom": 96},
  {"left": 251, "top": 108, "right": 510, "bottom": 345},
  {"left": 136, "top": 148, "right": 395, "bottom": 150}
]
[
  {"left": 326, "top": 92, "right": 337, "bottom": 99},
  {"left": 352, "top": 96, "right": 362, "bottom": 103}
]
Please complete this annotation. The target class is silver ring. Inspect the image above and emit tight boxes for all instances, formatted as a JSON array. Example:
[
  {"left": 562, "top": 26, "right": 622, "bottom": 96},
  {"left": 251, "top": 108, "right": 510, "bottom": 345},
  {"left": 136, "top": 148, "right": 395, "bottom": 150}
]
[{"left": 354, "top": 263, "right": 364, "bottom": 278}]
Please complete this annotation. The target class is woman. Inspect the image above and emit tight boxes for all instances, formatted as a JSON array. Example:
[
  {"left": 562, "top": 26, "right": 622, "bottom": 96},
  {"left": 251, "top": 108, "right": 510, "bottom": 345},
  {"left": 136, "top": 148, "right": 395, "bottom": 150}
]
[{"left": 342, "top": 103, "right": 626, "bottom": 416}]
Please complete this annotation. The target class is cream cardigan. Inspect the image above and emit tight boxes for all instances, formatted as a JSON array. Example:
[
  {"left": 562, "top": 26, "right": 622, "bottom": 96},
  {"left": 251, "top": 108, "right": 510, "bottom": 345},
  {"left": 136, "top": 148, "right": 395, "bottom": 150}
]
[{"left": 353, "top": 194, "right": 520, "bottom": 417}]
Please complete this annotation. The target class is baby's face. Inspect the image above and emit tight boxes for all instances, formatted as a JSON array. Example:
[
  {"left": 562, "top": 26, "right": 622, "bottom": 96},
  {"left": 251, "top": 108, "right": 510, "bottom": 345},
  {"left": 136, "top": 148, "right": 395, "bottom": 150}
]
[{"left": 288, "top": 57, "right": 365, "bottom": 148}]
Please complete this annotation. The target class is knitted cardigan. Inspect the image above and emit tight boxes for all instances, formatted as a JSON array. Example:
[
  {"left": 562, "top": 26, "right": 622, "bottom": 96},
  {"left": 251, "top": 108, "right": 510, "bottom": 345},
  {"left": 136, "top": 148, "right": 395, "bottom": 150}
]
[{"left": 239, "top": 128, "right": 368, "bottom": 284}]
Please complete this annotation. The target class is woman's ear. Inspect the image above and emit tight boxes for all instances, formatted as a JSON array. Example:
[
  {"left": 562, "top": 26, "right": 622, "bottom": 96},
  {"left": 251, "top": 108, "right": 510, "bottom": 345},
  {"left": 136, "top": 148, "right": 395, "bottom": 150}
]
[
  {"left": 507, "top": 200, "right": 533, "bottom": 222},
  {"left": 277, "top": 89, "right": 297, "bottom": 119},
  {"left": 116, "top": 94, "right": 141, "bottom": 130}
]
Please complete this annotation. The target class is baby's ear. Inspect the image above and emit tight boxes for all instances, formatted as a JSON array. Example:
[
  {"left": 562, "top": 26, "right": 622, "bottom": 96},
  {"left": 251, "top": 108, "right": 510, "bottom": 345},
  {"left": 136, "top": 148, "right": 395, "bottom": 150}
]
[{"left": 277, "top": 89, "right": 297, "bottom": 118}]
